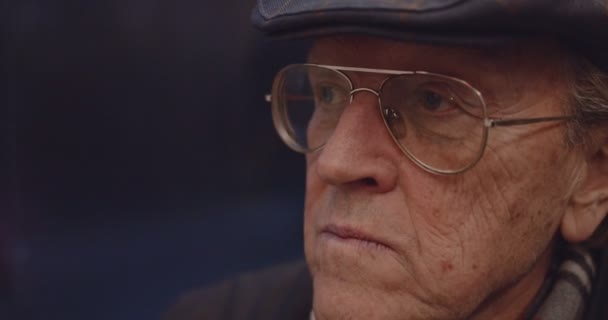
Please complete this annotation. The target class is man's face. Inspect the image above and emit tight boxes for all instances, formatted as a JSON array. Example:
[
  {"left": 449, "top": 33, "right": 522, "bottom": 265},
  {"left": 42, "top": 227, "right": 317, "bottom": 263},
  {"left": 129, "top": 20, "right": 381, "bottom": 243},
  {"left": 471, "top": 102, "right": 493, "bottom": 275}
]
[{"left": 303, "top": 36, "right": 584, "bottom": 320}]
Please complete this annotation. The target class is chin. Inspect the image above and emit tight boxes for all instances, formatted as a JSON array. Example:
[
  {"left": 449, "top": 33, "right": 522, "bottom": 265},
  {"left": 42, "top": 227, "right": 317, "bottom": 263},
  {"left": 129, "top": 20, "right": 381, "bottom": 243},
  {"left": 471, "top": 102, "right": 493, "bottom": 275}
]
[
  {"left": 306, "top": 240, "right": 443, "bottom": 320},
  {"left": 306, "top": 242, "right": 478, "bottom": 320},
  {"left": 311, "top": 275, "right": 393, "bottom": 320},
  {"left": 311, "top": 274, "right": 440, "bottom": 320}
]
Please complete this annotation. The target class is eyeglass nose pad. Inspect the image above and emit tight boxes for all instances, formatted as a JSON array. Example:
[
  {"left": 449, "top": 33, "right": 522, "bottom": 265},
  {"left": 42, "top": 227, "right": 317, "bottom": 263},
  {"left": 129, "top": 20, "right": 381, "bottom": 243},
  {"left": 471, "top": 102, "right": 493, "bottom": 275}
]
[
  {"left": 383, "top": 107, "right": 399, "bottom": 120},
  {"left": 382, "top": 106, "right": 407, "bottom": 139}
]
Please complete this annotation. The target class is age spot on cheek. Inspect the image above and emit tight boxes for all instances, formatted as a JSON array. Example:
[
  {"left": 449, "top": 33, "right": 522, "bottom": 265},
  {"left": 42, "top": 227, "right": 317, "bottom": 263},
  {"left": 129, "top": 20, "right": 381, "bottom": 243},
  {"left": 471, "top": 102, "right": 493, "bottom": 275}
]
[
  {"left": 508, "top": 208, "right": 524, "bottom": 222},
  {"left": 441, "top": 260, "right": 454, "bottom": 273}
]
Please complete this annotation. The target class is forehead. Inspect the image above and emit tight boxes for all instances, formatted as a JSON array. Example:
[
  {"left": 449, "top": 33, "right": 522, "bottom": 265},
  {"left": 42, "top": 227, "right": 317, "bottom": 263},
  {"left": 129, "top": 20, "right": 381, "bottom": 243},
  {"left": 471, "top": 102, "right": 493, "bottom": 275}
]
[
  {"left": 308, "top": 35, "right": 563, "bottom": 73},
  {"left": 310, "top": 36, "right": 496, "bottom": 73}
]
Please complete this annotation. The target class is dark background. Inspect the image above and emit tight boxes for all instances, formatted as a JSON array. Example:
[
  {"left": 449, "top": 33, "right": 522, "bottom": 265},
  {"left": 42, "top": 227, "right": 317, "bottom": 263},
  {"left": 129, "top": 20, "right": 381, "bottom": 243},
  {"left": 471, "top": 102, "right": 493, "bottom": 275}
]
[{"left": 3, "top": 1, "right": 309, "bottom": 319}]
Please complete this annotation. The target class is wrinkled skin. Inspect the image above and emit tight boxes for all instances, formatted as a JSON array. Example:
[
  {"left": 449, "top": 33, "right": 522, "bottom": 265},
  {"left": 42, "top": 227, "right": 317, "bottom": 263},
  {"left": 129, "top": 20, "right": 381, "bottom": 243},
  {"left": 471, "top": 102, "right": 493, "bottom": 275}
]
[{"left": 303, "top": 36, "right": 599, "bottom": 320}]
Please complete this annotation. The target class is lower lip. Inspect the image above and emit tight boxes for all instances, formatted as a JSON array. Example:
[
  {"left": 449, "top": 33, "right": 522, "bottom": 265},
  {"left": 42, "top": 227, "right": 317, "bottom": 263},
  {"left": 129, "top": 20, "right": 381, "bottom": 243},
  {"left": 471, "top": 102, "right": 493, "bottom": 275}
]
[{"left": 321, "top": 231, "right": 392, "bottom": 252}]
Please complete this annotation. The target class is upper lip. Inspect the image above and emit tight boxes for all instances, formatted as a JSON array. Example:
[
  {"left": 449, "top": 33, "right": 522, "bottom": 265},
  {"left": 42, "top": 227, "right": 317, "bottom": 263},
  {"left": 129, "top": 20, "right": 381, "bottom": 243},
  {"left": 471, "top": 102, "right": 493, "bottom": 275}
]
[{"left": 322, "top": 224, "right": 395, "bottom": 250}]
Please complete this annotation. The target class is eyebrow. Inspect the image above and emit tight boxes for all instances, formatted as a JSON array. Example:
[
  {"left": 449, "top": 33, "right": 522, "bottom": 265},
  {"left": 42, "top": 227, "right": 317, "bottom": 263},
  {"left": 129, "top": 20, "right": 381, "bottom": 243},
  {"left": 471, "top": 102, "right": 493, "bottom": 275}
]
[{"left": 306, "top": 41, "right": 513, "bottom": 101}]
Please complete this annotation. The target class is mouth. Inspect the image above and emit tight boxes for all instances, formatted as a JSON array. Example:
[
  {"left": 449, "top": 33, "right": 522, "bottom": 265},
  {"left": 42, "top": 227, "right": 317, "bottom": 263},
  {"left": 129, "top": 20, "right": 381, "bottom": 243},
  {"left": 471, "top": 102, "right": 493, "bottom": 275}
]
[{"left": 321, "top": 224, "right": 394, "bottom": 252}]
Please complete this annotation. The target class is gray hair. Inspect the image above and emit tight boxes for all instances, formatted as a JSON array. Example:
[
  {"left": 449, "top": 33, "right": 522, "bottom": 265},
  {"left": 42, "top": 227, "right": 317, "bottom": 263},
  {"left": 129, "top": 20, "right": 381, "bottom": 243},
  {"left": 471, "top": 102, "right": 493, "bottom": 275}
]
[
  {"left": 570, "top": 59, "right": 608, "bottom": 248},
  {"left": 570, "top": 59, "right": 608, "bottom": 146}
]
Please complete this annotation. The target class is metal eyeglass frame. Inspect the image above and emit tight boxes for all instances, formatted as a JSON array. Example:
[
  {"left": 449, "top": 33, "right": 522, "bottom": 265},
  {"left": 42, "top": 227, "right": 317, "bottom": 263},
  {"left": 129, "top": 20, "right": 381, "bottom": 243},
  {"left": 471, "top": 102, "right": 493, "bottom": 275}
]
[{"left": 266, "top": 63, "right": 573, "bottom": 175}]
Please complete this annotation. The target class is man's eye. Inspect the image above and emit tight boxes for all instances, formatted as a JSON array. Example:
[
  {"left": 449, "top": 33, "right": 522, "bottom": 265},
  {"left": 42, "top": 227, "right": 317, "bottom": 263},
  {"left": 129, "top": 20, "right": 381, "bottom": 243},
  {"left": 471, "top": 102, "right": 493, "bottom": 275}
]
[
  {"left": 423, "top": 91, "right": 442, "bottom": 110},
  {"left": 317, "top": 84, "right": 344, "bottom": 105},
  {"left": 414, "top": 87, "right": 460, "bottom": 115}
]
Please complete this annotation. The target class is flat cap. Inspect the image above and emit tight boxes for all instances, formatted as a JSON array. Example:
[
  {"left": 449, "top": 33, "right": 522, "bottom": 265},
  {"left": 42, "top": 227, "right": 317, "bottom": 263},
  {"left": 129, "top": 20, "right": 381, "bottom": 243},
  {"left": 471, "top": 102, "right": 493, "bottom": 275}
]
[{"left": 251, "top": 0, "right": 608, "bottom": 71}]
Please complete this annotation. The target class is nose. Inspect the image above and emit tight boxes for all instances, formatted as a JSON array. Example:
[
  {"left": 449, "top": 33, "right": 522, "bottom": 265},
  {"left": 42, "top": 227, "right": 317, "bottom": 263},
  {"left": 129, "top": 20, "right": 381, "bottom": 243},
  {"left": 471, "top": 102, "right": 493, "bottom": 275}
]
[{"left": 313, "top": 90, "right": 400, "bottom": 192}]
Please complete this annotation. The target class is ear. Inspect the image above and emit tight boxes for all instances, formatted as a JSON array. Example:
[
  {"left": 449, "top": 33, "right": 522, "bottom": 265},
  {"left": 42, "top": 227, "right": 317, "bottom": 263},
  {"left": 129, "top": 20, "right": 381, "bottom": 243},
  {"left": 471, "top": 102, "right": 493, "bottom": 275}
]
[{"left": 561, "top": 140, "right": 608, "bottom": 243}]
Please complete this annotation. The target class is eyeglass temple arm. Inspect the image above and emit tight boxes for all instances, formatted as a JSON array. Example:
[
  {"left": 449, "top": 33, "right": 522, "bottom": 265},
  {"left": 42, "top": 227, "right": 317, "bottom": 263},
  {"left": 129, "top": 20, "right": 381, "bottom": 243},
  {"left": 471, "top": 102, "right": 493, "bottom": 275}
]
[{"left": 487, "top": 116, "right": 573, "bottom": 128}]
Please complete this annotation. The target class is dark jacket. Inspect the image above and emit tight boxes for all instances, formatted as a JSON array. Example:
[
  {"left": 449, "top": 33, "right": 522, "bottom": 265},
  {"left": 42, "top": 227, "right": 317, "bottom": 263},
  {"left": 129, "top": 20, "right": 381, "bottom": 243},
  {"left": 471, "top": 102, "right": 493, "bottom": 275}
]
[
  {"left": 164, "top": 261, "right": 312, "bottom": 320},
  {"left": 165, "top": 249, "right": 608, "bottom": 320}
]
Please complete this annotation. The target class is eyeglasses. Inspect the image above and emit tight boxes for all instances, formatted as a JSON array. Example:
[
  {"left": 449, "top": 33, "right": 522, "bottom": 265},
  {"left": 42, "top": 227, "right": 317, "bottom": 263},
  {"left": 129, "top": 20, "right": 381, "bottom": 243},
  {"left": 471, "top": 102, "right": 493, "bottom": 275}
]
[{"left": 266, "top": 64, "right": 573, "bottom": 175}]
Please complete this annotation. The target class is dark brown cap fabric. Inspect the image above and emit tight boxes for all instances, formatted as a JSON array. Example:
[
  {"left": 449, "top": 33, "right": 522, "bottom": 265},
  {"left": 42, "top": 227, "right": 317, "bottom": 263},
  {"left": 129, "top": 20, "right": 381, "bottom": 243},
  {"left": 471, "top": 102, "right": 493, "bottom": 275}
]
[{"left": 251, "top": 0, "right": 608, "bottom": 71}]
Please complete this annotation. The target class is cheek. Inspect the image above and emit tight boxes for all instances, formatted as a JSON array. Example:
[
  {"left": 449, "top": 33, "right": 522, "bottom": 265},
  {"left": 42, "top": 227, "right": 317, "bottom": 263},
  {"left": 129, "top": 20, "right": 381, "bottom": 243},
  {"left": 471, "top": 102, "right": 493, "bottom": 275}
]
[
  {"left": 303, "top": 157, "right": 326, "bottom": 270},
  {"left": 304, "top": 156, "right": 323, "bottom": 222},
  {"left": 454, "top": 135, "right": 573, "bottom": 265},
  {"left": 481, "top": 129, "right": 575, "bottom": 217},
  {"left": 401, "top": 134, "right": 576, "bottom": 292}
]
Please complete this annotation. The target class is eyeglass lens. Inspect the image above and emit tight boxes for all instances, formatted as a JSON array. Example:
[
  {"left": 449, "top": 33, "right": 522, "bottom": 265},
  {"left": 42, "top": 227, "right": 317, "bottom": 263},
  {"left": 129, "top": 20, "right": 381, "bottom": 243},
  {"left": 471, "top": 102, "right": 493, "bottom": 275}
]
[{"left": 273, "top": 65, "right": 488, "bottom": 172}]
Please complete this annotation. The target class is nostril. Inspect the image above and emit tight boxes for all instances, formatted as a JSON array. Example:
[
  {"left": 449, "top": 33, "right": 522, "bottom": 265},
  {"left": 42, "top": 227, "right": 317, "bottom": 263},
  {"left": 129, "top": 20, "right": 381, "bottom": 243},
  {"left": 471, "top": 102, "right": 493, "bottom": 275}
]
[{"left": 361, "top": 177, "right": 377, "bottom": 186}]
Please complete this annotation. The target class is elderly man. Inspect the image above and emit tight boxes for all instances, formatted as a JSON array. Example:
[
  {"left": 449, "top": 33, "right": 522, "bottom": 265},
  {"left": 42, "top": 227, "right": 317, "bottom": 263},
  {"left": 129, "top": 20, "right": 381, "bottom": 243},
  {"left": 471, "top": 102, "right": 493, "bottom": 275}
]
[{"left": 166, "top": 1, "right": 608, "bottom": 319}]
